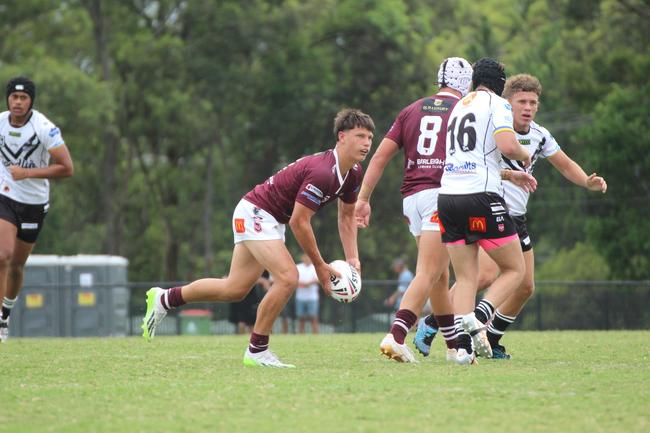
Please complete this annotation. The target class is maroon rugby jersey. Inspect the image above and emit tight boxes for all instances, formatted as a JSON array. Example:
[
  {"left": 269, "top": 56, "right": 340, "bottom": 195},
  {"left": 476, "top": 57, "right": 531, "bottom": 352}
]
[
  {"left": 385, "top": 92, "right": 459, "bottom": 197},
  {"left": 244, "top": 149, "right": 363, "bottom": 224}
]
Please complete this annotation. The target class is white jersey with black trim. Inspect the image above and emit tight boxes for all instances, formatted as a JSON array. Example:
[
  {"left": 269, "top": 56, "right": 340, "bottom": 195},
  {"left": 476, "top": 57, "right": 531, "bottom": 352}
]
[
  {"left": 440, "top": 90, "right": 514, "bottom": 195},
  {"left": 502, "top": 121, "right": 560, "bottom": 216},
  {"left": 0, "top": 110, "right": 65, "bottom": 204}
]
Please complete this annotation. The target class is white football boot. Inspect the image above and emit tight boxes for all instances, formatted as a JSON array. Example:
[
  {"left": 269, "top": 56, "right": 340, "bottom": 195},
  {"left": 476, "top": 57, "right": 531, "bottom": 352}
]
[
  {"left": 141, "top": 287, "right": 167, "bottom": 341},
  {"left": 461, "top": 313, "right": 492, "bottom": 358},
  {"left": 445, "top": 348, "right": 458, "bottom": 362},
  {"left": 454, "top": 348, "right": 478, "bottom": 365},
  {"left": 243, "top": 348, "right": 296, "bottom": 368},
  {"left": 379, "top": 333, "right": 418, "bottom": 363}
]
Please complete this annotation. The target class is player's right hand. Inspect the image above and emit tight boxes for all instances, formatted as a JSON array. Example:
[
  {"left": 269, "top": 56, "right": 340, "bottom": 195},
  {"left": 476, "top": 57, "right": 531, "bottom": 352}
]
[
  {"left": 355, "top": 199, "right": 371, "bottom": 228},
  {"left": 315, "top": 262, "right": 341, "bottom": 296},
  {"left": 520, "top": 154, "right": 532, "bottom": 169}
]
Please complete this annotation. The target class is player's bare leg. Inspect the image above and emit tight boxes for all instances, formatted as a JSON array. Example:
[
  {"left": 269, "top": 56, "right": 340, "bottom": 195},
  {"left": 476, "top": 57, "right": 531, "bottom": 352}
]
[
  {"left": 142, "top": 243, "right": 265, "bottom": 341},
  {"left": 242, "top": 239, "right": 298, "bottom": 367},
  {"left": 0, "top": 221, "right": 18, "bottom": 343},
  {"left": 381, "top": 231, "right": 447, "bottom": 362},
  {"left": 407, "top": 231, "right": 457, "bottom": 358},
  {"left": 486, "top": 249, "right": 535, "bottom": 358},
  {"left": 447, "top": 243, "right": 482, "bottom": 363}
]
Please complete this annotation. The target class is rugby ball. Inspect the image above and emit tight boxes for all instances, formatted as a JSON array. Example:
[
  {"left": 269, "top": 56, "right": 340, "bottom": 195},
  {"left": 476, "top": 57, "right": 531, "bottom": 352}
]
[{"left": 328, "top": 260, "right": 362, "bottom": 303}]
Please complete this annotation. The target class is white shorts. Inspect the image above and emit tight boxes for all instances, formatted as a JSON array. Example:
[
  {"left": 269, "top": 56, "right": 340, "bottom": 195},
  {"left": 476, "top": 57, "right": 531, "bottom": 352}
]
[
  {"left": 402, "top": 188, "right": 440, "bottom": 237},
  {"left": 232, "top": 199, "right": 286, "bottom": 244}
]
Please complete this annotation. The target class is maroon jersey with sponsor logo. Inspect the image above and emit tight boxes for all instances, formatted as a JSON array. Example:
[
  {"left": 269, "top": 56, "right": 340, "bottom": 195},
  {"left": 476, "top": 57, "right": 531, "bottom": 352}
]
[
  {"left": 244, "top": 149, "right": 363, "bottom": 223},
  {"left": 385, "top": 92, "right": 459, "bottom": 197}
]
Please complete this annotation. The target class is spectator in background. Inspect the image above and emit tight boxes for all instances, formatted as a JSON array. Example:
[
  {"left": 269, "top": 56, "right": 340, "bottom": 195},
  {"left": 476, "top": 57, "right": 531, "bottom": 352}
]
[
  {"left": 228, "top": 271, "right": 270, "bottom": 334},
  {"left": 295, "top": 254, "right": 320, "bottom": 334},
  {"left": 384, "top": 258, "right": 413, "bottom": 312}
]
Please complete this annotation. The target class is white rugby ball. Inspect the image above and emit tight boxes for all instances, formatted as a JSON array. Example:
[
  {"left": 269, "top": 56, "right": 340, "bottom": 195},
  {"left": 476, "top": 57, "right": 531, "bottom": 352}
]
[{"left": 328, "top": 260, "right": 362, "bottom": 303}]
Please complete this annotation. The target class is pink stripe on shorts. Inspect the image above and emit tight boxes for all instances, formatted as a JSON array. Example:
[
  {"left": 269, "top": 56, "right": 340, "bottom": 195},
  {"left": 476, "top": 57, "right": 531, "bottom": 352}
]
[{"left": 478, "top": 234, "right": 519, "bottom": 250}]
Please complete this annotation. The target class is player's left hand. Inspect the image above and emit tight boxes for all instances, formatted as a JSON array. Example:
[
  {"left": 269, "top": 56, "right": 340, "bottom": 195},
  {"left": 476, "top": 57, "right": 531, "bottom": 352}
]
[
  {"left": 586, "top": 173, "right": 607, "bottom": 193},
  {"left": 347, "top": 258, "right": 361, "bottom": 275},
  {"left": 355, "top": 199, "right": 371, "bottom": 228},
  {"left": 9, "top": 165, "right": 29, "bottom": 180},
  {"left": 509, "top": 170, "right": 537, "bottom": 193}
]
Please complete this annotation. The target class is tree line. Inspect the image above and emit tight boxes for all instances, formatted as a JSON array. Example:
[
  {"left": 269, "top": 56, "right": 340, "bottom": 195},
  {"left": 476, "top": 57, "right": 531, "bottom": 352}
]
[{"left": 1, "top": 0, "right": 648, "bottom": 284}]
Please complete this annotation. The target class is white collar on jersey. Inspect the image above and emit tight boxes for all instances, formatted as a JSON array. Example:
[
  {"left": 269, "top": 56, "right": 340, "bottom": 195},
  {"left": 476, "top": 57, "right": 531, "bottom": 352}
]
[
  {"left": 436, "top": 91, "right": 460, "bottom": 99},
  {"left": 332, "top": 148, "right": 349, "bottom": 193}
]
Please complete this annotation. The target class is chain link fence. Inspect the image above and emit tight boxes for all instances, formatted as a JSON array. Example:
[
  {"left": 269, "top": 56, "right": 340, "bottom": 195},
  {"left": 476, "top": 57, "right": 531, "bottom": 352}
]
[{"left": 126, "top": 280, "right": 650, "bottom": 336}]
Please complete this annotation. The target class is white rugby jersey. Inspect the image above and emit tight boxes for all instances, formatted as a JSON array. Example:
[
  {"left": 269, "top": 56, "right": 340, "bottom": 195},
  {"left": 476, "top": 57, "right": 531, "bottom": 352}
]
[
  {"left": 440, "top": 90, "right": 514, "bottom": 195},
  {"left": 0, "top": 110, "right": 65, "bottom": 204},
  {"left": 502, "top": 121, "right": 560, "bottom": 215}
]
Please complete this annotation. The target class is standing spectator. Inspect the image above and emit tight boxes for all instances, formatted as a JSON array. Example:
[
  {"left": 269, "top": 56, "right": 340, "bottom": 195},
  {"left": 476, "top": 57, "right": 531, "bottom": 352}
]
[
  {"left": 0, "top": 77, "right": 74, "bottom": 342},
  {"left": 295, "top": 254, "right": 320, "bottom": 333},
  {"left": 384, "top": 258, "right": 413, "bottom": 312}
]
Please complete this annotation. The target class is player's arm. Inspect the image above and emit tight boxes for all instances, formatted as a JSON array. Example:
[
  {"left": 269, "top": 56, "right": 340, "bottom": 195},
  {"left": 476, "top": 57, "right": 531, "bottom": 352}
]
[
  {"left": 338, "top": 200, "right": 361, "bottom": 273},
  {"left": 289, "top": 202, "right": 339, "bottom": 294},
  {"left": 501, "top": 169, "right": 538, "bottom": 192},
  {"left": 8, "top": 144, "right": 74, "bottom": 181},
  {"left": 548, "top": 150, "right": 607, "bottom": 193},
  {"left": 494, "top": 131, "right": 531, "bottom": 167},
  {"left": 355, "top": 138, "right": 399, "bottom": 228}
]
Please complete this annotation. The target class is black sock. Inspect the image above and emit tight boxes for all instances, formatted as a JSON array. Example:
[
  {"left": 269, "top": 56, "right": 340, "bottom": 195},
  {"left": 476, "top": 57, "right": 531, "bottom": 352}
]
[
  {"left": 474, "top": 299, "right": 495, "bottom": 325},
  {"left": 457, "top": 333, "right": 472, "bottom": 353},
  {"left": 424, "top": 314, "right": 438, "bottom": 328},
  {"left": 487, "top": 310, "right": 516, "bottom": 347},
  {"left": 2, "top": 297, "right": 17, "bottom": 320}
]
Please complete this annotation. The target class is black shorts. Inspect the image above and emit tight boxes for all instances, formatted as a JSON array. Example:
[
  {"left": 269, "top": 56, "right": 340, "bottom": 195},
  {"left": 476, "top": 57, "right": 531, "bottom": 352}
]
[
  {"left": 512, "top": 214, "right": 533, "bottom": 252},
  {"left": 438, "top": 192, "right": 517, "bottom": 245},
  {"left": 0, "top": 194, "right": 48, "bottom": 243}
]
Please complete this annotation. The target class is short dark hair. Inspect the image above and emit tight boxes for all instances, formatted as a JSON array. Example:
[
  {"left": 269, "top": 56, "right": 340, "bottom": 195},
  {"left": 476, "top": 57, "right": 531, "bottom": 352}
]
[
  {"left": 333, "top": 108, "right": 375, "bottom": 139},
  {"left": 472, "top": 58, "right": 506, "bottom": 96}
]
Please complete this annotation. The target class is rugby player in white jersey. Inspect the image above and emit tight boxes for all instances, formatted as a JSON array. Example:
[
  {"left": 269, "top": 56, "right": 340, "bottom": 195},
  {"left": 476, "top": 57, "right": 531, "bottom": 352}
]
[
  {"left": 473, "top": 74, "right": 606, "bottom": 359},
  {"left": 142, "top": 109, "right": 373, "bottom": 368},
  {"left": 0, "top": 77, "right": 74, "bottom": 342},
  {"left": 355, "top": 57, "right": 474, "bottom": 363},
  {"left": 438, "top": 58, "right": 536, "bottom": 364}
]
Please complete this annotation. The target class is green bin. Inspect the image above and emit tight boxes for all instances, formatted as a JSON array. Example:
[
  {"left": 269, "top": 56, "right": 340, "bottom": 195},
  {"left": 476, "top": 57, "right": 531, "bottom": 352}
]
[{"left": 179, "top": 309, "right": 212, "bottom": 335}]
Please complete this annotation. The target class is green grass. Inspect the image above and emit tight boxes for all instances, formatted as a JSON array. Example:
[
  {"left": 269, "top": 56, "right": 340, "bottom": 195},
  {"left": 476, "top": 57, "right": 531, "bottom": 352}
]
[{"left": 1, "top": 331, "right": 648, "bottom": 433}]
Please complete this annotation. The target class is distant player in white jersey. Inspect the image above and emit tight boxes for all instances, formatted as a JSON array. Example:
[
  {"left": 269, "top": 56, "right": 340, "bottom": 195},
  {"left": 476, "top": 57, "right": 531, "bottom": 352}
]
[
  {"left": 438, "top": 58, "right": 536, "bottom": 364},
  {"left": 472, "top": 74, "right": 607, "bottom": 359},
  {"left": 0, "top": 77, "right": 74, "bottom": 342}
]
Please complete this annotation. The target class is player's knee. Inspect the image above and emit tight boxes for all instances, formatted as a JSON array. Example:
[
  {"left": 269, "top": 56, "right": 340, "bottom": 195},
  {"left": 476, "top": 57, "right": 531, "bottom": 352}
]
[
  {"left": 228, "top": 286, "right": 252, "bottom": 302},
  {"left": 518, "top": 279, "right": 535, "bottom": 299},
  {"left": 273, "top": 268, "right": 299, "bottom": 290},
  {"left": 0, "top": 249, "right": 12, "bottom": 267},
  {"left": 9, "top": 262, "right": 25, "bottom": 277},
  {"left": 477, "top": 271, "right": 497, "bottom": 291}
]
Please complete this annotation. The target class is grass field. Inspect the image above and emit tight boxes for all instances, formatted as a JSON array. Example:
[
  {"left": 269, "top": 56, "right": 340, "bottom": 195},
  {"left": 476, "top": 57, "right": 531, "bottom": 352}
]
[{"left": 1, "top": 331, "right": 648, "bottom": 433}]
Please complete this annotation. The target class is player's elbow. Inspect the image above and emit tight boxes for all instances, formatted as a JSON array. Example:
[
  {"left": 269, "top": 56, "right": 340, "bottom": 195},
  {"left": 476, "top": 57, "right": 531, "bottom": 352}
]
[{"left": 63, "top": 162, "right": 74, "bottom": 178}]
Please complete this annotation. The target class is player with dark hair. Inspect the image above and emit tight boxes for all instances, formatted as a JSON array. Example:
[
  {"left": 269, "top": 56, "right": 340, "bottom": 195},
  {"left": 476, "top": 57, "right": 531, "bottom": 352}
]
[
  {"left": 0, "top": 76, "right": 74, "bottom": 342},
  {"left": 142, "top": 108, "right": 374, "bottom": 368},
  {"left": 438, "top": 58, "right": 536, "bottom": 364}
]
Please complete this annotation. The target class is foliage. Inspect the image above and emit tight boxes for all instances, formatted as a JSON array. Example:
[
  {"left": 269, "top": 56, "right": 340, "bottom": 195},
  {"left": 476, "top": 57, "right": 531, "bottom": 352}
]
[{"left": 0, "top": 0, "right": 647, "bottom": 280}]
